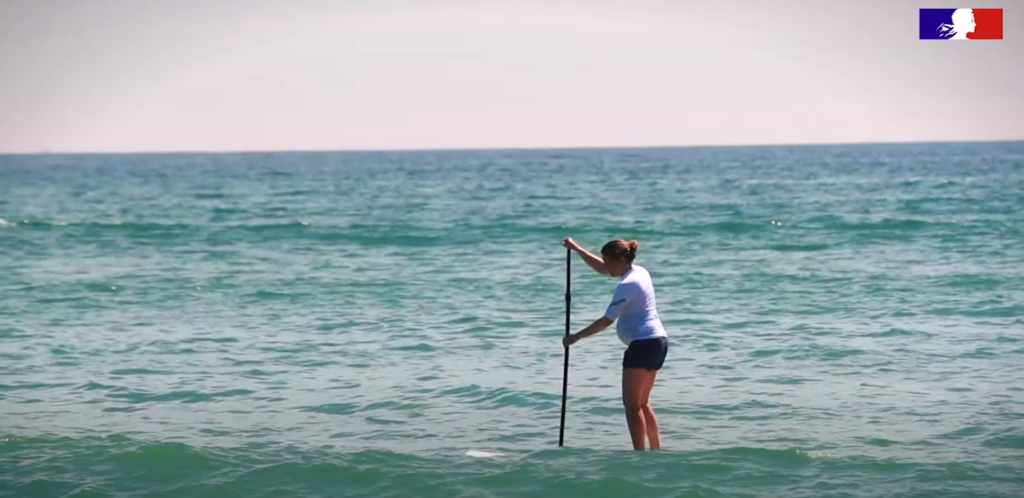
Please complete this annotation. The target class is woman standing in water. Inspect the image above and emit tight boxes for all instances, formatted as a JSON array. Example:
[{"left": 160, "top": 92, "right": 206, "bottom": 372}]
[{"left": 561, "top": 237, "right": 669, "bottom": 451}]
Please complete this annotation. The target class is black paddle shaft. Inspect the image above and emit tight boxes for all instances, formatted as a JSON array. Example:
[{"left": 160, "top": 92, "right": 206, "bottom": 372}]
[{"left": 559, "top": 248, "right": 571, "bottom": 447}]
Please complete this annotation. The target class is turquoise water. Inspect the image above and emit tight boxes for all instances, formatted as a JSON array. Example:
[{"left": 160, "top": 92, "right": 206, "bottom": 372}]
[{"left": 1, "top": 142, "right": 1023, "bottom": 497}]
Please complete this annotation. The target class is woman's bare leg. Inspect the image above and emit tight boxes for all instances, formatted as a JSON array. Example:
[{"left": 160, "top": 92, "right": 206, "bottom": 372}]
[
  {"left": 640, "top": 370, "right": 661, "bottom": 450},
  {"left": 622, "top": 368, "right": 649, "bottom": 450}
]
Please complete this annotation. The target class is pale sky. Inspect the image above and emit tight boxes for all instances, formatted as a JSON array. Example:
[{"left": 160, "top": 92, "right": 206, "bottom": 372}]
[{"left": 0, "top": 0, "right": 1021, "bottom": 153}]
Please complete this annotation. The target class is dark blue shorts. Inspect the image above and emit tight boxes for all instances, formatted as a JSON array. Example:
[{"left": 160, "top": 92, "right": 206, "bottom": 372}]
[{"left": 622, "top": 337, "right": 668, "bottom": 371}]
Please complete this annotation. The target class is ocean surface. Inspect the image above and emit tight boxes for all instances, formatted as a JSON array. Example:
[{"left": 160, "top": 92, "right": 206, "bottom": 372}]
[{"left": 1, "top": 142, "right": 1023, "bottom": 498}]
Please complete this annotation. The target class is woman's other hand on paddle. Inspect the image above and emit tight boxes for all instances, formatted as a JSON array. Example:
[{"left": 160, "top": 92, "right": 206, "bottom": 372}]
[
  {"left": 562, "top": 238, "right": 580, "bottom": 252},
  {"left": 562, "top": 333, "right": 580, "bottom": 348},
  {"left": 565, "top": 318, "right": 613, "bottom": 347}
]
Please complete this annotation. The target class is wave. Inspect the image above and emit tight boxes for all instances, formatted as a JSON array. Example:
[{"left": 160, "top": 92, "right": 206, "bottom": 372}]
[
  {"left": 103, "top": 388, "right": 256, "bottom": 404},
  {"left": 0, "top": 219, "right": 452, "bottom": 247},
  {"left": 2, "top": 434, "right": 1021, "bottom": 498},
  {"left": 836, "top": 218, "right": 938, "bottom": 231},
  {"left": 461, "top": 217, "right": 963, "bottom": 241},
  {"left": 0, "top": 220, "right": 195, "bottom": 230},
  {"left": 0, "top": 219, "right": 313, "bottom": 231},
  {"left": 0, "top": 215, "right": 1003, "bottom": 254},
  {"left": 767, "top": 243, "right": 833, "bottom": 252},
  {"left": 690, "top": 221, "right": 768, "bottom": 234},
  {"left": 439, "top": 384, "right": 561, "bottom": 411}
]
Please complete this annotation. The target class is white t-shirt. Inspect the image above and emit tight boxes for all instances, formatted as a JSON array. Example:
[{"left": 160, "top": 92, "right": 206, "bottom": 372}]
[{"left": 603, "top": 265, "right": 668, "bottom": 346}]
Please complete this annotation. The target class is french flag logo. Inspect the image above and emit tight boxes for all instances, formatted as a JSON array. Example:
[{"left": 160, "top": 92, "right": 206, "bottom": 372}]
[{"left": 919, "top": 8, "right": 1004, "bottom": 39}]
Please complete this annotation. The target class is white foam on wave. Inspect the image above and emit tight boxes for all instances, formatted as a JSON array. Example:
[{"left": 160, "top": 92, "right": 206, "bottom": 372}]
[
  {"left": 465, "top": 450, "right": 502, "bottom": 458},
  {"left": 798, "top": 450, "right": 838, "bottom": 459}
]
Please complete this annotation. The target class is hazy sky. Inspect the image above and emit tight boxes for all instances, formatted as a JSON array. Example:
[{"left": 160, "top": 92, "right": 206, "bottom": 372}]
[{"left": 0, "top": 0, "right": 1021, "bottom": 153}]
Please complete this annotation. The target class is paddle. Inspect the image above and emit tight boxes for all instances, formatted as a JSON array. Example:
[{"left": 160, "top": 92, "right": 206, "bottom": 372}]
[{"left": 559, "top": 247, "right": 571, "bottom": 447}]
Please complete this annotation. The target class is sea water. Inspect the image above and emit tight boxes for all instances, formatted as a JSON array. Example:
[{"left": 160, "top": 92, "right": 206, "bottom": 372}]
[{"left": 1, "top": 142, "right": 1023, "bottom": 497}]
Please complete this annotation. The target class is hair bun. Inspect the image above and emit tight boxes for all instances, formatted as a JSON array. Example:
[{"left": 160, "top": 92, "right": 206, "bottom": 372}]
[{"left": 628, "top": 240, "right": 639, "bottom": 253}]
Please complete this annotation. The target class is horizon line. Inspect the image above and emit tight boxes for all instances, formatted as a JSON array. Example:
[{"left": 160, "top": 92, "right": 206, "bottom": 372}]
[{"left": 2, "top": 137, "right": 1023, "bottom": 157}]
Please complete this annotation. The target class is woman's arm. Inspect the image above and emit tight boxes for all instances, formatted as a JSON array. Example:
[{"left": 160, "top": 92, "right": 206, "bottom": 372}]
[
  {"left": 564, "top": 238, "right": 608, "bottom": 275},
  {"left": 564, "top": 316, "right": 614, "bottom": 346}
]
